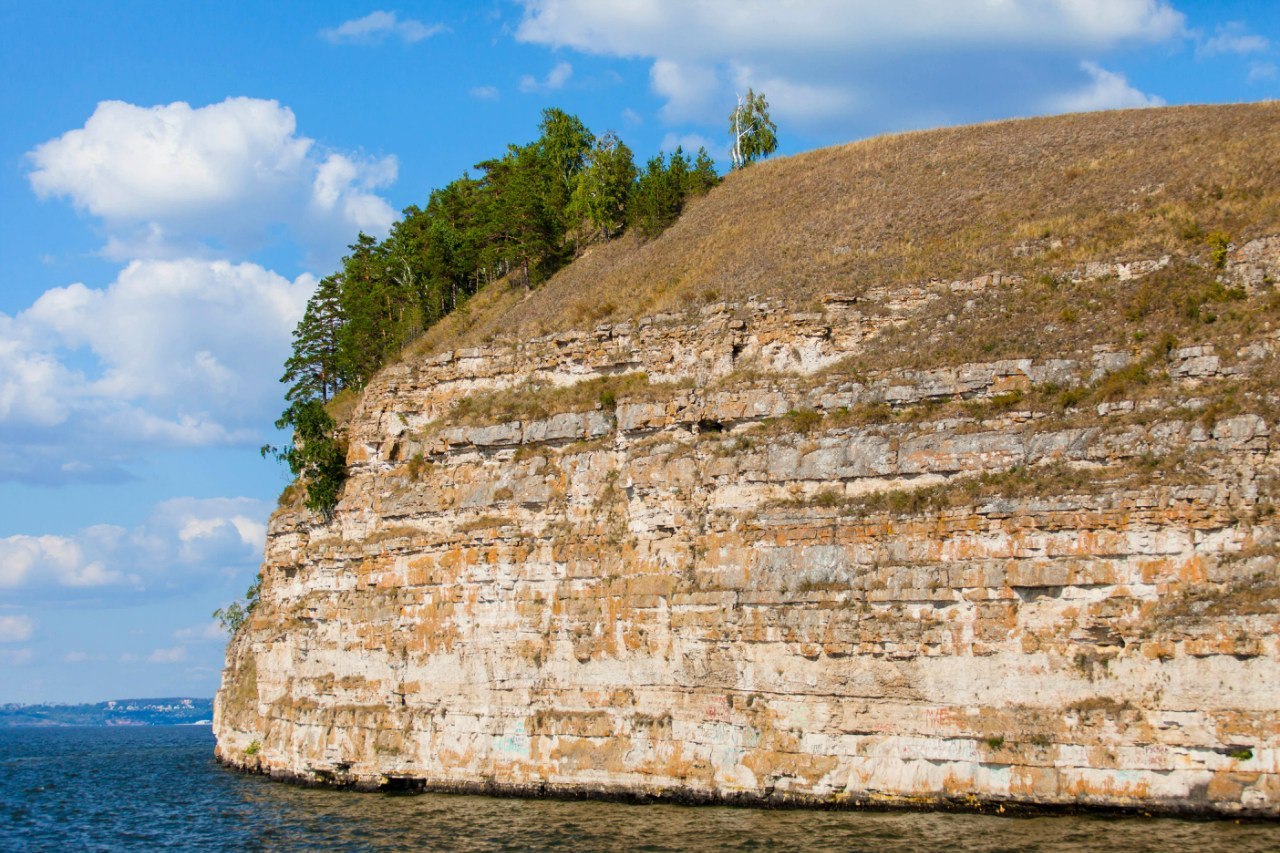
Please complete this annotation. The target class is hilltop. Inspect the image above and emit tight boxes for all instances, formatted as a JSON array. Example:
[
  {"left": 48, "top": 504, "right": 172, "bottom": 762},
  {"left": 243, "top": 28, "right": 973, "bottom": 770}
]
[{"left": 412, "top": 101, "right": 1280, "bottom": 351}]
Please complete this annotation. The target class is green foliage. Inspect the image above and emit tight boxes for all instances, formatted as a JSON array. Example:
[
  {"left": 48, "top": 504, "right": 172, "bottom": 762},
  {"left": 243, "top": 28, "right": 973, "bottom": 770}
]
[
  {"left": 280, "top": 274, "right": 344, "bottom": 403},
  {"left": 536, "top": 107, "right": 594, "bottom": 215},
  {"left": 628, "top": 147, "right": 719, "bottom": 238},
  {"left": 213, "top": 577, "right": 262, "bottom": 633},
  {"left": 984, "top": 736, "right": 1006, "bottom": 750},
  {"left": 729, "top": 88, "right": 778, "bottom": 169},
  {"left": 1228, "top": 747, "right": 1254, "bottom": 761},
  {"left": 269, "top": 110, "right": 721, "bottom": 516},
  {"left": 570, "top": 131, "right": 638, "bottom": 239},
  {"left": 262, "top": 400, "right": 347, "bottom": 520},
  {"left": 245, "top": 739, "right": 261, "bottom": 757},
  {"left": 784, "top": 408, "right": 823, "bottom": 433},
  {"left": 1206, "top": 230, "right": 1231, "bottom": 269}
]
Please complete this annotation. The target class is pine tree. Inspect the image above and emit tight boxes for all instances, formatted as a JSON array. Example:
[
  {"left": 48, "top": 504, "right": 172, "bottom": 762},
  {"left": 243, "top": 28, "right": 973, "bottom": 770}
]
[
  {"left": 336, "top": 233, "right": 398, "bottom": 386},
  {"left": 477, "top": 144, "right": 560, "bottom": 289},
  {"left": 687, "top": 147, "right": 721, "bottom": 196},
  {"left": 628, "top": 152, "right": 686, "bottom": 237},
  {"left": 281, "top": 274, "right": 345, "bottom": 404}
]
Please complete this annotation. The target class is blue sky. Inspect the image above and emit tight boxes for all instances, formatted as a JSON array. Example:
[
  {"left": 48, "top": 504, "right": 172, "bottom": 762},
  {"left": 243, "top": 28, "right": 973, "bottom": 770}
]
[{"left": 2, "top": 0, "right": 1278, "bottom": 703}]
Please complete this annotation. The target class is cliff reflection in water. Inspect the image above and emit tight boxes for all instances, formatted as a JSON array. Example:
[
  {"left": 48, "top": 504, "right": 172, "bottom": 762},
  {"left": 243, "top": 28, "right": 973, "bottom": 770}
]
[{"left": 2, "top": 727, "right": 1277, "bottom": 852}]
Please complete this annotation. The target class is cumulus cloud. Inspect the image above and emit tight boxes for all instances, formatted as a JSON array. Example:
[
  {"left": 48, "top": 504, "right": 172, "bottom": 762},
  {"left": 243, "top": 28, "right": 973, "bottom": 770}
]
[
  {"left": 469, "top": 85, "right": 500, "bottom": 100},
  {"left": 516, "top": 0, "right": 1184, "bottom": 132},
  {"left": 27, "top": 98, "right": 397, "bottom": 263},
  {"left": 1047, "top": 61, "right": 1165, "bottom": 113},
  {"left": 519, "top": 61, "right": 574, "bottom": 93},
  {"left": 0, "top": 615, "right": 35, "bottom": 643},
  {"left": 0, "top": 259, "right": 312, "bottom": 482},
  {"left": 321, "top": 10, "right": 444, "bottom": 44},
  {"left": 0, "top": 532, "right": 128, "bottom": 589},
  {"left": 650, "top": 59, "right": 718, "bottom": 123},
  {"left": 0, "top": 496, "right": 268, "bottom": 596}
]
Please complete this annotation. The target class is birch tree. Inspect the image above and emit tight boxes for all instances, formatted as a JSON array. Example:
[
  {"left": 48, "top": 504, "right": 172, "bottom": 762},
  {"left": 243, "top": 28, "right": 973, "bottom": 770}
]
[{"left": 728, "top": 88, "right": 778, "bottom": 170}]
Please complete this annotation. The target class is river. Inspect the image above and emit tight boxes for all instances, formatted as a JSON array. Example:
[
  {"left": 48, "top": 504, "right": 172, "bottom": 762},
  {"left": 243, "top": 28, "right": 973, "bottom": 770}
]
[{"left": 1, "top": 727, "right": 1276, "bottom": 851}]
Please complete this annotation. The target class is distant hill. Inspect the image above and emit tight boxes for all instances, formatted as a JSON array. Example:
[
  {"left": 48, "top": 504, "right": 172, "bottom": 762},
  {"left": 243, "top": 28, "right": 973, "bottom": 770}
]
[{"left": 0, "top": 697, "right": 213, "bottom": 727}]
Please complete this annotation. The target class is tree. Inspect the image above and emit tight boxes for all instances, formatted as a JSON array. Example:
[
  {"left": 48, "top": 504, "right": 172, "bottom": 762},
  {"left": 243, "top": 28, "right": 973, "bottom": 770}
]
[
  {"left": 687, "top": 146, "right": 720, "bottom": 196},
  {"left": 262, "top": 399, "right": 347, "bottom": 520},
  {"left": 536, "top": 108, "right": 594, "bottom": 201},
  {"left": 476, "top": 143, "right": 561, "bottom": 289},
  {"left": 628, "top": 153, "right": 680, "bottom": 237},
  {"left": 213, "top": 576, "right": 261, "bottom": 633},
  {"left": 729, "top": 88, "right": 778, "bottom": 170},
  {"left": 281, "top": 274, "right": 345, "bottom": 404},
  {"left": 332, "top": 233, "right": 383, "bottom": 385},
  {"left": 570, "top": 131, "right": 637, "bottom": 240}
]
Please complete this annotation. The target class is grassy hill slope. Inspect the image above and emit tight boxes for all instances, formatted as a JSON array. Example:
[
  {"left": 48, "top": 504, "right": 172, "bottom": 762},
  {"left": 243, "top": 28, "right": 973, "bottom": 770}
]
[{"left": 409, "top": 102, "right": 1280, "bottom": 355}]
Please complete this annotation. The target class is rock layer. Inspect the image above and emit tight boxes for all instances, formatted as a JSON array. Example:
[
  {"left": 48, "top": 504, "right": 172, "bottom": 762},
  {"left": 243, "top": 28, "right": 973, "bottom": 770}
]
[{"left": 215, "top": 248, "right": 1280, "bottom": 815}]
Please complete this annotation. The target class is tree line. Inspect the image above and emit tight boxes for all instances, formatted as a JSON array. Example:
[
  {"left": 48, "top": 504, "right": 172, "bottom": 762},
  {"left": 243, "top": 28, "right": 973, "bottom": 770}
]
[{"left": 267, "top": 95, "right": 777, "bottom": 521}]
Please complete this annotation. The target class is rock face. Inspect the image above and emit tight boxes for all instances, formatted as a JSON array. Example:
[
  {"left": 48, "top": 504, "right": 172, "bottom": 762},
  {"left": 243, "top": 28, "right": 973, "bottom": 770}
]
[{"left": 215, "top": 250, "right": 1280, "bottom": 816}]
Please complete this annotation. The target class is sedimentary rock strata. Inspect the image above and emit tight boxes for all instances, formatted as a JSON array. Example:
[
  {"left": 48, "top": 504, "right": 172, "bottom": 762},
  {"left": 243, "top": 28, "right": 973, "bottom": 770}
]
[{"left": 215, "top": 246, "right": 1280, "bottom": 815}]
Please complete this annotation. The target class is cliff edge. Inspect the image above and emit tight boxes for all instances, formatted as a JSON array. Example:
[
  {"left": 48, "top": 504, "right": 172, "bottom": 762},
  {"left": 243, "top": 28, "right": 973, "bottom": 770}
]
[{"left": 215, "top": 104, "right": 1280, "bottom": 815}]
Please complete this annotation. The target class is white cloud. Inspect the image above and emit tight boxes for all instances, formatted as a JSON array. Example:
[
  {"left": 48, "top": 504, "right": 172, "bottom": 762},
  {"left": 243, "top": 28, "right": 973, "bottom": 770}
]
[
  {"left": 469, "top": 85, "right": 500, "bottom": 100},
  {"left": 0, "top": 533, "right": 127, "bottom": 589},
  {"left": 148, "top": 645, "right": 188, "bottom": 664},
  {"left": 519, "top": 61, "right": 574, "bottom": 93},
  {"left": 0, "top": 649, "right": 33, "bottom": 666},
  {"left": 729, "top": 63, "right": 854, "bottom": 125},
  {"left": 1249, "top": 61, "right": 1279, "bottom": 83},
  {"left": 650, "top": 59, "right": 718, "bottom": 123},
  {"left": 0, "top": 496, "right": 268, "bottom": 595},
  {"left": 518, "top": 0, "right": 1183, "bottom": 57},
  {"left": 516, "top": 0, "right": 1184, "bottom": 132},
  {"left": 321, "top": 11, "right": 445, "bottom": 45},
  {"left": 1047, "top": 61, "right": 1165, "bottom": 113},
  {"left": 0, "top": 615, "right": 35, "bottom": 643},
  {"left": 0, "top": 260, "right": 312, "bottom": 482},
  {"left": 27, "top": 98, "right": 397, "bottom": 263},
  {"left": 1198, "top": 22, "right": 1270, "bottom": 58}
]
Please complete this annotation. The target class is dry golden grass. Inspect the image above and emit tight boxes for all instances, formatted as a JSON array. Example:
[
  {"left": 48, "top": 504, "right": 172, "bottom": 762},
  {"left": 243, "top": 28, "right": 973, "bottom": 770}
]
[
  {"left": 434, "top": 372, "right": 692, "bottom": 429},
  {"left": 413, "top": 102, "right": 1280, "bottom": 352},
  {"left": 768, "top": 455, "right": 1212, "bottom": 519}
]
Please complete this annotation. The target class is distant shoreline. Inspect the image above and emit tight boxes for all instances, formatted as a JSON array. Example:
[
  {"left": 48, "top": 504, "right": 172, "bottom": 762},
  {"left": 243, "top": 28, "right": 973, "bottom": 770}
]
[{"left": 0, "top": 697, "right": 213, "bottom": 727}]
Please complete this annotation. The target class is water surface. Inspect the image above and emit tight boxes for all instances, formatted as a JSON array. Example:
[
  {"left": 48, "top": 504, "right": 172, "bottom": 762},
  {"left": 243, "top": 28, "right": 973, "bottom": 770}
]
[{"left": 1, "top": 727, "right": 1276, "bottom": 851}]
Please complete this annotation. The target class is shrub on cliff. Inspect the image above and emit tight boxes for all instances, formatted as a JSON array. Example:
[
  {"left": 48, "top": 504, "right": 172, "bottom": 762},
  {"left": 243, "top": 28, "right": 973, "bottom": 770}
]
[
  {"left": 213, "top": 577, "right": 261, "bottom": 633},
  {"left": 262, "top": 400, "right": 347, "bottom": 521}
]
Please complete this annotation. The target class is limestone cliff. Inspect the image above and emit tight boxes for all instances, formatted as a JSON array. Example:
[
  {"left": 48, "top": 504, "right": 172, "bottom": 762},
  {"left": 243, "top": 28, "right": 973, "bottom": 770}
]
[{"left": 215, "top": 108, "right": 1280, "bottom": 816}]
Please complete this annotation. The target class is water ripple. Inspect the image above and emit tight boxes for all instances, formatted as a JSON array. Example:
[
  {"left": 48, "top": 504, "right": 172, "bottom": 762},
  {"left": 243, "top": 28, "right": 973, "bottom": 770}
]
[{"left": 0, "top": 727, "right": 1275, "bottom": 852}]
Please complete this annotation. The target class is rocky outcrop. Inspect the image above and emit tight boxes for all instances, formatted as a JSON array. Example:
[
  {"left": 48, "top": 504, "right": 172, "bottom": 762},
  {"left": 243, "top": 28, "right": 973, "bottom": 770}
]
[{"left": 215, "top": 250, "right": 1280, "bottom": 815}]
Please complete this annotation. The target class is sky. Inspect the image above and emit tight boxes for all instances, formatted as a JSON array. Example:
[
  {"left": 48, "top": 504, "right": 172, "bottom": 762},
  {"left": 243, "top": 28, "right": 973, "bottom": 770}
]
[{"left": 2, "top": 0, "right": 1279, "bottom": 704}]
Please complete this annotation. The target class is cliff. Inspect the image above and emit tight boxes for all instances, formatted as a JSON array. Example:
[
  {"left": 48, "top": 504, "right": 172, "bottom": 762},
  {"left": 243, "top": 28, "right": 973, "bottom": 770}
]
[{"left": 215, "top": 105, "right": 1280, "bottom": 815}]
